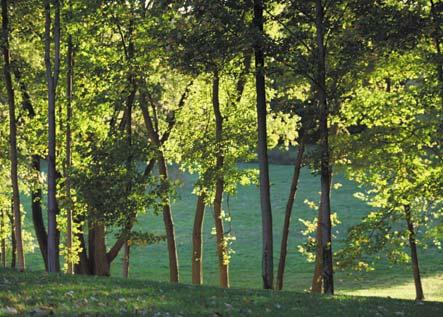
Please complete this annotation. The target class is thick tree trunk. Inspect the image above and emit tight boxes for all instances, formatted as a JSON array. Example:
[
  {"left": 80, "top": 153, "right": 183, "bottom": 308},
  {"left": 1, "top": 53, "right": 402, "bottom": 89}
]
[
  {"left": 405, "top": 205, "right": 425, "bottom": 301},
  {"left": 212, "top": 71, "right": 229, "bottom": 288},
  {"left": 253, "top": 0, "right": 273, "bottom": 290},
  {"left": 122, "top": 241, "right": 130, "bottom": 278},
  {"left": 2, "top": 0, "right": 25, "bottom": 272},
  {"left": 192, "top": 193, "right": 206, "bottom": 284},
  {"left": 44, "top": 0, "right": 61, "bottom": 273},
  {"left": 276, "top": 136, "right": 305, "bottom": 290},
  {"left": 315, "top": 0, "right": 334, "bottom": 295},
  {"left": 92, "top": 223, "right": 110, "bottom": 276}
]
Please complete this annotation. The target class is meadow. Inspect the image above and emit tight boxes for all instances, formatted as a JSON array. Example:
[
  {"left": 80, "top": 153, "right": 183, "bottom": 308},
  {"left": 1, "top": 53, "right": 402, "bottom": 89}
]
[{"left": 20, "top": 163, "right": 443, "bottom": 301}]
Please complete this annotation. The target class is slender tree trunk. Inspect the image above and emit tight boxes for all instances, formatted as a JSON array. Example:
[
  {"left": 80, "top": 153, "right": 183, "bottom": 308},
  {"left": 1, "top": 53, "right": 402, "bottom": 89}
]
[
  {"left": 2, "top": 0, "right": 25, "bottom": 272},
  {"left": 158, "top": 156, "right": 180, "bottom": 283},
  {"left": 122, "top": 241, "right": 130, "bottom": 278},
  {"left": 311, "top": 200, "right": 323, "bottom": 293},
  {"left": 1, "top": 210, "right": 6, "bottom": 268},
  {"left": 44, "top": 0, "right": 61, "bottom": 273},
  {"left": 73, "top": 216, "right": 90, "bottom": 275},
  {"left": 192, "top": 192, "right": 206, "bottom": 284},
  {"left": 9, "top": 212, "right": 15, "bottom": 268},
  {"left": 253, "top": 0, "right": 273, "bottom": 290},
  {"left": 404, "top": 205, "right": 425, "bottom": 301},
  {"left": 65, "top": 11, "right": 74, "bottom": 274},
  {"left": 315, "top": 0, "right": 334, "bottom": 295},
  {"left": 140, "top": 94, "right": 180, "bottom": 283},
  {"left": 212, "top": 70, "right": 229, "bottom": 288},
  {"left": 276, "top": 135, "right": 305, "bottom": 290}
]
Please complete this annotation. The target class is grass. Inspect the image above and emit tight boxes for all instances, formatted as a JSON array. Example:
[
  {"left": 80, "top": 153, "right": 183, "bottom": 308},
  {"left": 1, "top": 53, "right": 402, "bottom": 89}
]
[
  {"left": 1, "top": 270, "right": 443, "bottom": 316},
  {"left": 17, "top": 163, "right": 443, "bottom": 301}
]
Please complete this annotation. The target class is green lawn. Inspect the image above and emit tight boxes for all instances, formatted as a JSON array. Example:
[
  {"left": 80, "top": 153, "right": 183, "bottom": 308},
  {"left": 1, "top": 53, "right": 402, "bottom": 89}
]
[
  {"left": 19, "top": 163, "right": 443, "bottom": 301},
  {"left": 1, "top": 270, "right": 443, "bottom": 316}
]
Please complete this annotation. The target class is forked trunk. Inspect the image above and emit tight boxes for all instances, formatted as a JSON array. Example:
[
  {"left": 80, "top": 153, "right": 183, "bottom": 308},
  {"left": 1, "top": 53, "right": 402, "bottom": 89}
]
[
  {"left": 192, "top": 193, "right": 206, "bottom": 284},
  {"left": 2, "top": 0, "right": 25, "bottom": 272},
  {"left": 276, "top": 136, "right": 305, "bottom": 290},
  {"left": 253, "top": 0, "right": 273, "bottom": 290},
  {"left": 405, "top": 205, "right": 424, "bottom": 301}
]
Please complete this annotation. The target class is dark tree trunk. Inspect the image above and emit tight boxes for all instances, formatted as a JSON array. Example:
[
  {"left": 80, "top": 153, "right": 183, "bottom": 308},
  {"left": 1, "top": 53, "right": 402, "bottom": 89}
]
[
  {"left": 192, "top": 192, "right": 206, "bottom": 285},
  {"left": 73, "top": 216, "right": 90, "bottom": 275},
  {"left": 276, "top": 135, "right": 305, "bottom": 290},
  {"left": 44, "top": 0, "right": 61, "bottom": 273},
  {"left": 404, "top": 205, "right": 425, "bottom": 301},
  {"left": 212, "top": 70, "right": 229, "bottom": 288},
  {"left": 253, "top": 0, "right": 273, "bottom": 289},
  {"left": 92, "top": 223, "right": 110, "bottom": 276},
  {"left": 65, "top": 7, "right": 74, "bottom": 274},
  {"left": 9, "top": 212, "right": 15, "bottom": 269},
  {"left": 315, "top": 0, "right": 334, "bottom": 295},
  {"left": 31, "top": 156, "right": 48, "bottom": 271},
  {"left": 2, "top": 0, "right": 25, "bottom": 272}
]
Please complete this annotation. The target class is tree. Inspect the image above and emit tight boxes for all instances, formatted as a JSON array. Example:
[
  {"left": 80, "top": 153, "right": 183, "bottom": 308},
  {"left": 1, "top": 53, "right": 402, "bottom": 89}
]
[
  {"left": 2, "top": 0, "right": 25, "bottom": 272},
  {"left": 44, "top": 0, "right": 61, "bottom": 273},
  {"left": 253, "top": 0, "right": 274, "bottom": 290}
]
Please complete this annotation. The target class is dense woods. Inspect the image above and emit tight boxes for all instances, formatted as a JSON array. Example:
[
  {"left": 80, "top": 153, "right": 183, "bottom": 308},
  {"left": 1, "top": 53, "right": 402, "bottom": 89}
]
[{"left": 0, "top": 0, "right": 441, "bottom": 303}]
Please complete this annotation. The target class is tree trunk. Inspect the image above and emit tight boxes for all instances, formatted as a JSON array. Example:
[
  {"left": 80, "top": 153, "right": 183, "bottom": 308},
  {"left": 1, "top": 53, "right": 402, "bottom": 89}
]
[
  {"left": 9, "top": 212, "right": 15, "bottom": 268},
  {"left": 140, "top": 94, "right": 179, "bottom": 283},
  {"left": 44, "top": 0, "right": 61, "bottom": 273},
  {"left": 276, "top": 136, "right": 305, "bottom": 290},
  {"left": 92, "top": 223, "right": 110, "bottom": 276},
  {"left": 2, "top": 0, "right": 25, "bottom": 272},
  {"left": 405, "top": 205, "right": 425, "bottom": 301},
  {"left": 311, "top": 201, "right": 323, "bottom": 293},
  {"left": 122, "top": 241, "right": 130, "bottom": 278},
  {"left": 31, "top": 156, "right": 48, "bottom": 271},
  {"left": 192, "top": 192, "right": 206, "bottom": 284},
  {"left": 253, "top": 0, "right": 274, "bottom": 290},
  {"left": 212, "top": 70, "right": 229, "bottom": 288},
  {"left": 1, "top": 210, "right": 6, "bottom": 268},
  {"left": 73, "top": 217, "right": 90, "bottom": 275},
  {"left": 65, "top": 12, "right": 74, "bottom": 274},
  {"left": 158, "top": 156, "right": 180, "bottom": 283},
  {"left": 315, "top": 0, "right": 334, "bottom": 295}
]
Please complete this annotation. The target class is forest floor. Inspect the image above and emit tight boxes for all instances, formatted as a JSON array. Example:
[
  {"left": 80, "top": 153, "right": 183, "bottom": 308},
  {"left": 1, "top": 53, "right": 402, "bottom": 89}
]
[
  {"left": 19, "top": 163, "right": 443, "bottom": 301},
  {"left": 1, "top": 270, "right": 443, "bottom": 316}
]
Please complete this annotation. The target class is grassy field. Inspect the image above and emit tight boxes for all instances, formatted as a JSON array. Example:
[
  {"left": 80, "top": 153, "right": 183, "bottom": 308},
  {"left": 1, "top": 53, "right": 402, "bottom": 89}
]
[
  {"left": 19, "top": 163, "right": 443, "bottom": 301},
  {"left": 1, "top": 270, "right": 443, "bottom": 316}
]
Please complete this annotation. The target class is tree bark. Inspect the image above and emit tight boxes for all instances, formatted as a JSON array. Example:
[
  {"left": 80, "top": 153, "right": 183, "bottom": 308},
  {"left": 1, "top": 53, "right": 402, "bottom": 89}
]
[
  {"left": 92, "top": 223, "right": 110, "bottom": 276},
  {"left": 44, "top": 0, "right": 61, "bottom": 273},
  {"left": 212, "top": 70, "right": 229, "bottom": 288},
  {"left": 2, "top": 0, "right": 25, "bottom": 272},
  {"left": 276, "top": 135, "right": 305, "bottom": 290},
  {"left": 404, "top": 205, "right": 425, "bottom": 301},
  {"left": 315, "top": 0, "right": 334, "bottom": 295},
  {"left": 192, "top": 192, "right": 206, "bottom": 284},
  {"left": 253, "top": 0, "right": 273, "bottom": 289}
]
